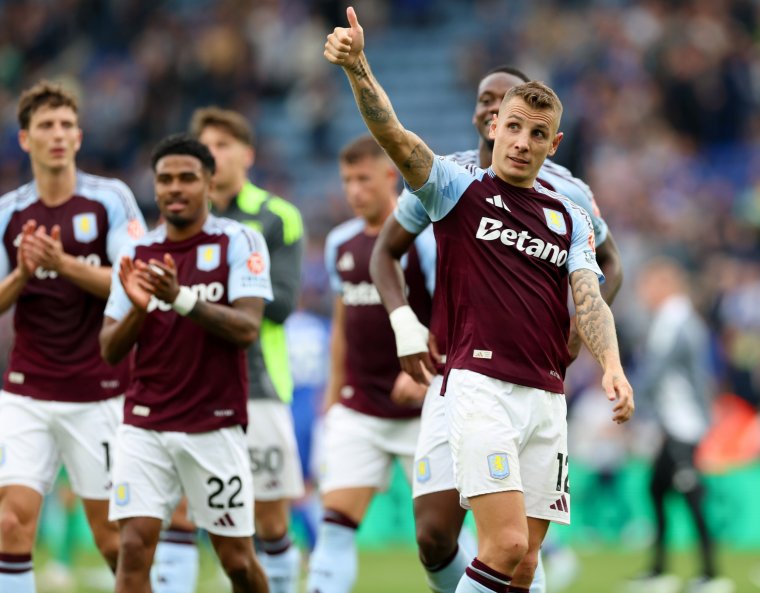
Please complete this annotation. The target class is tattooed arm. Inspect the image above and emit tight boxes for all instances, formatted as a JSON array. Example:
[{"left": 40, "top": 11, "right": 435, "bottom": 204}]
[
  {"left": 324, "top": 7, "right": 433, "bottom": 189},
  {"left": 570, "top": 268, "right": 635, "bottom": 423}
]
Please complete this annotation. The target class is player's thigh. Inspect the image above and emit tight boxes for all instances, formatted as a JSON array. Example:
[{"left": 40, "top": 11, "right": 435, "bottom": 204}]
[
  {"left": 519, "top": 390, "right": 570, "bottom": 526},
  {"left": 109, "top": 425, "right": 182, "bottom": 526},
  {"left": 413, "top": 376, "right": 455, "bottom": 498},
  {"left": 175, "top": 426, "right": 254, "bottom": 538},
  {"left": 318, "top": 404, "right": 396, "bottom": 493},
  {"left": 469, "top": 490, "right": 529, "bottom": 561},
  {"left": 444, "top": 370, "right": 524, "bottom": 508},
  {"left": 0, "top": 391, "right": 61, "bottom": 495},
  {"left": 54, "top": 396, "right": 123, "bottom": 500},
  {"left": 246, "top": 400, "right": 305, "bottom": 502},
  {"left": 413, "top": 488, "right": 466, "bottom": 549}
]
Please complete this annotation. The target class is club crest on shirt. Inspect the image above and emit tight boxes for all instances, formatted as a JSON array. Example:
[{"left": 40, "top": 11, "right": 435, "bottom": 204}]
[
  {"left": 197, "top": 244, "right": 221, "bottom": 271},
  {"left": 73, "top": 213, "right": 98, "bottom": 243},
  {"left": 114, "top": 482, "right": 130, "bottom": 506},
  {"left": 0, "top": 445, "right": 5, "bottom": 467},
  {"left": 487, "top": 453, "right": 510, "bottom": 479},
  {"left": 416, "top": 457, "right": 431, "bottom": 483},
  {"left": 543, "top": 208, "right": 566, "bottom": 235},
  {"left": 336, "top": 251, "right": 354, "bottom": 272}
]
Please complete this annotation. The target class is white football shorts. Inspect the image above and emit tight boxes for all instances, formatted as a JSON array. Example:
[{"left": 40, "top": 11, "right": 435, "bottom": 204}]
[
  {"left": 0, "top": 390, "right": 121, "bottom": 499},
  {"left": 109, "top": 424, "right": 254, "bottom": 537},
  {"left": 445, "top": 369, "right": 570, "bottom": 525},
  {"left": 412, "top": 375, "right": 456, "bottom": 498},
  {"left": 317, "top": 403, "right": 420, "bottom": 494},
  {"left": 246, "top": 400, "right": 305, "bottom": 501}
]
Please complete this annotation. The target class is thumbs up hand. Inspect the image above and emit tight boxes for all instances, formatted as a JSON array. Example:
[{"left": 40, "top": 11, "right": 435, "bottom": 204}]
[{"left": 324, "top": 6, "right": 365, "bottom": 68}]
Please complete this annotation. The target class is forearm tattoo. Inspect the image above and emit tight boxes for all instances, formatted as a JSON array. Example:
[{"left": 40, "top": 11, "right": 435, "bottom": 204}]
[
  {"left": 572, "top": 268, "right": 619, "bottom": 364},
  {"left": 348, "top": 59, "right": 369, "bottom": 80},
  {"left": 358, "top": 87, "right": 391, "bottom": 123},
  {"left": 403, "top": 142, "right": 433, "bottom": 174}
]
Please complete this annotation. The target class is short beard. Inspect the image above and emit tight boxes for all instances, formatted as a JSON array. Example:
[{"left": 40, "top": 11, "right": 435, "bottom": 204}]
[{"left": 164, "top": 212, "right": 192, "bottom": 229}]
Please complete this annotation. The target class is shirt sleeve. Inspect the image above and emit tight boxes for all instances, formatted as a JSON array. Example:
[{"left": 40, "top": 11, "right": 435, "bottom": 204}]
[
  {"left": 104, "top": 180, "right": 148, "bottom": 264},
  {"left": 227, "top": 226, "right": 274, "bottom": 303},
  {"left": 412, "top": 225, "right": 436, "bottom": 296},
  {"left": 564, "top": 202, "right": 605, "bottom": 282},
  {"left": 261, "top": 214, "right": 304, "bottom": 324},
  {"left": 394, "top": 189, "right": 432, "bottom": 234},
  {"left": 410, "top": 157, "right": 481, "bottom": 222},
  {"left": 104, "top": 243, "right": 136, "bottom": 321},
  {"left": 323, "top": 230, "right": 343, "bottom": 295}
]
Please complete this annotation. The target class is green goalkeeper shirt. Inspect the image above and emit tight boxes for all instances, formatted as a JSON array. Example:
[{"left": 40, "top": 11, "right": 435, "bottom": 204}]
[{"left": 211, "top": 181, "right": 304, "bottom": 403}]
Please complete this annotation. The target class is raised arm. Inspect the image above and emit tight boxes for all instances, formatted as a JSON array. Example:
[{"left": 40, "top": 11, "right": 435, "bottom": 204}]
[
  {"left": 324, "top": 7, "right": 434, "bottom": 190},
  {"left": 570, "top": 268, "right": 635, "bottom": 423}
]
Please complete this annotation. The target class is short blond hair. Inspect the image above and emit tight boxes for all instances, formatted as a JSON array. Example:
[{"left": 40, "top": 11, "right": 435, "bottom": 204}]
[{"left": 501, "top": 81, "right": 563, "bottom": 127}]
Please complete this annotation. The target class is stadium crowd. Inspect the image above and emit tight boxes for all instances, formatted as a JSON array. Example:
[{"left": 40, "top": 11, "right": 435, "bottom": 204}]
[{"left": 0, "top": 0, "right": 758, "bottom": 591}]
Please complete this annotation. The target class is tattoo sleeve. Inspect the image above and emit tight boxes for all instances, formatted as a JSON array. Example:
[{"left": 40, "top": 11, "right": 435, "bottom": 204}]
[
  {"left": 403, "top": 142, "right": 434, "bottom": 176},
  {"left": 342, "top": 53, "right": 433, "bottom": 189},
  {"left": 571, "top": 268, "right": 621, "bottom": 368}
]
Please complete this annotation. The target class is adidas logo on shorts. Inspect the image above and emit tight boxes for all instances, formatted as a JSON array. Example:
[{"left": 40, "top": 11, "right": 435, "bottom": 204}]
[{"left": 213, "top": 512, "right": 237, "bottom": 527}]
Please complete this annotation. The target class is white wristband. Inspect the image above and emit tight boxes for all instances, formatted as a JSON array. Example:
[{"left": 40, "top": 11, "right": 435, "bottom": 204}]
[
  {"left": 172, "top": 286, "right": 198, "bottom": 316},
  {"left": 389, "top": 305, "right": 429, "bottom": 357}
]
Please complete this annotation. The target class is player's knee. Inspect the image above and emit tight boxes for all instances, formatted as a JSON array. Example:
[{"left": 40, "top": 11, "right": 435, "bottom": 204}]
[
  {"left": 415, "top": 520, "right": 458, "bottom": 566},
  {"left": 118, "top": 530, "right": 153, "bottom": 572},
  {"left": 219, "top": 549, "right": 254, "bottom": 581},
  {"left": 255, "top": 513, "right": 288, "bottom": 540},
  {"left": 486, "top": 530, "right": 528, "bottom": 567},
  {"left": 0, "top": 508, "right": 26, "bottom": 548}
]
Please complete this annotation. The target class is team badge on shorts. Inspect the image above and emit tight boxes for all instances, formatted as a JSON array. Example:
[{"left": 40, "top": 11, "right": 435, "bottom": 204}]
[
  {"left": 114, "top": 483, "right": 130, "bottom": 506},
  {"left": 197, "top": 244, "right": 221, "bottom": 271},
  {"left": 543, "top": 208, "right": 567, "bottom": 235},
  {"left": 487, "top": 453, "right": 510, "bottom": 479},
  {"left": 416, "top": 458, "right": 431, "bottom": 483},
  {"left": 73, "top": 213, "right": 98, "bottom": 243},
  {"left": 0, "top": 444, "right": 5, "bottom": 467}
]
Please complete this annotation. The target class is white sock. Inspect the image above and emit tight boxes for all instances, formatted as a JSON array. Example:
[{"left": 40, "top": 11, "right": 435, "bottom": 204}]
[
  {"left": 425, "top": 545, "right": 471, "bottom": 593},
  {"left": 0, "top": 553, "right": 35, "bottom": 593},
  {"left": 151, "top": 533, "right": 199, "bottom": 593},
  {"left": 306, "top": 514, "right": 358, "bottom": 593},
  {"left": 258, "top": 534, "right": 301, "bottom": 593}
]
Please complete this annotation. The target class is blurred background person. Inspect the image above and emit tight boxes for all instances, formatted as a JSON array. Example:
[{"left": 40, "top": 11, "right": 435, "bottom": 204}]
[{"left": 628, "top": 257, "right": 733, "bottom": 593}]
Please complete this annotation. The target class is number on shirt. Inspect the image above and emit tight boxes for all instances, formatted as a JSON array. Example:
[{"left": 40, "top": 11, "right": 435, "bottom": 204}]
[
  {"left": 556, "top": 453, "right": 570, "bottom": 493},
  {"left": 207, "top": 476, "right": 245, "bottom": 509}
]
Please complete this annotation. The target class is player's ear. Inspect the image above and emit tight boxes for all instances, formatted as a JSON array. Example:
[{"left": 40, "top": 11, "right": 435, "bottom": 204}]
[
  {"left": 246, "top": 146, "right": 255, "bottom": 169},
  {"left": 548, "top": 131, "right": 563, "bottom": 156},
  {"left": 488, "top": 116, "right": 498, "bottom": 141},
  {"left": 18, "top": 129, "right": 30, "bottom": 154}
]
